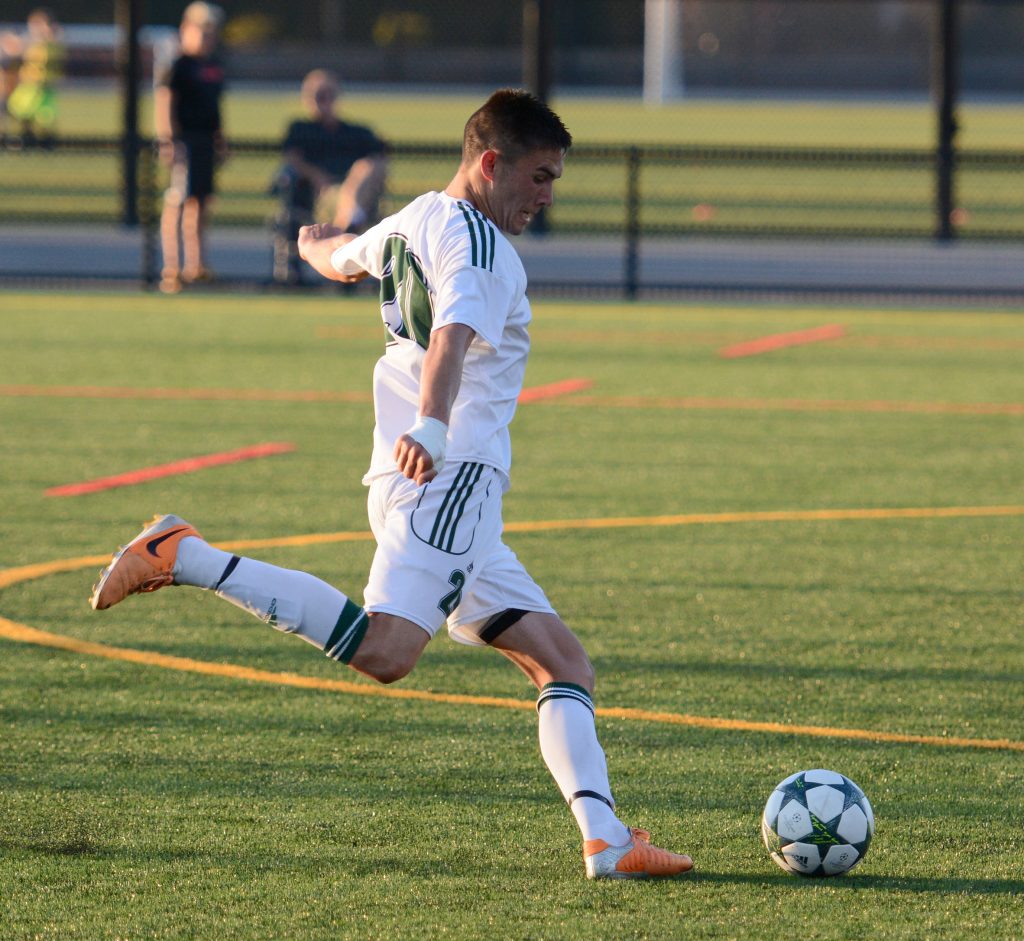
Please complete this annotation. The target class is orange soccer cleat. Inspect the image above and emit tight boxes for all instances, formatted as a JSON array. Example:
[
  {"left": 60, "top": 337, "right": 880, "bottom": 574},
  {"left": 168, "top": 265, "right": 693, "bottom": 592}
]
[
  {"left": 584, "top": 827, "right": 694, "bottom": 880},
  {"left": 90, "top": 514, "right": 201, "bottom": 610}
]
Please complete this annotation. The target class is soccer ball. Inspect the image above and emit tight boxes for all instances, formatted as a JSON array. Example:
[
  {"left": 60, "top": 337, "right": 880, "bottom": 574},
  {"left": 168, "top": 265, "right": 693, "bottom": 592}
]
[{"left": 761, "top": 769, "right": 874, "bottom": 877}]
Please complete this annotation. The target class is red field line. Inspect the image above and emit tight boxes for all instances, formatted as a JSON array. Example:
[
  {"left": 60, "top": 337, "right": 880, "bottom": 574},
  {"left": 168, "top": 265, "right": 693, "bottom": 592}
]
[
  {"left": 46, "top": 442, "right": 296, "bottom": 497},
  {"left": 6, "top": 384, "right": 1021, "bottom": 415},
  {"left": 517, "top": 378, "right": 593, "bottom": 402},
  {"left": 554, "top": 395, "right": 1024, "bottom": 416},
  {"left": 719, "top": 323, "right": 847, "bottom": 358},
  {"left": 1, "top": 381, "right": 591, "bottom": 405}
]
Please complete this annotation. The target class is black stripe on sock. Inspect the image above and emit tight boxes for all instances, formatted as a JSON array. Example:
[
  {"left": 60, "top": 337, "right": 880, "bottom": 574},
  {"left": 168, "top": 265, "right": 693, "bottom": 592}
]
[
  {"left": 478, "top": 608, "right": 527, "bottom": 645},
  {"left": 213, "top": 556, "right": 241, "bottom": 591},
  {"left": 536, "top": 681, "right": 595, "bottom": 715},
  {"left": 335, "top": 612, "right": 369, "bottom": 665},
  {"left": 569, "top": 789, "right": 615, "bottom": 810},
  {"left": 324, "top": 599, "right": 369, "bottom": 663}
]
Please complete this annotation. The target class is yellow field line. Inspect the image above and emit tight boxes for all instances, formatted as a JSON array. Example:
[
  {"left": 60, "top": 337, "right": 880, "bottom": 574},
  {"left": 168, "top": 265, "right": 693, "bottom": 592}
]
[
  {"left": 503, "top": 504, "right": 1024, "bottom": 533},
  {"left": 2, "top": 503, "right": 1022, "bottom": 753},
  {"left": 3, "top": 504, "right": 1021, "bottom": 594},
  {"left": 0, "top": 614, "right": 1019, "bottom": 752}
]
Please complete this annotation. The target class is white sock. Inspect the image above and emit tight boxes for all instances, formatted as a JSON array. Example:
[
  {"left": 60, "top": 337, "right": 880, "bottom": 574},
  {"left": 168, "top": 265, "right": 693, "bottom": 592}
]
[
  {"left": 174, "top": 536, "right": 368, "bottom": 663},
  {"left": 536, "top": 683, "right": 631, "bottom": 846}
]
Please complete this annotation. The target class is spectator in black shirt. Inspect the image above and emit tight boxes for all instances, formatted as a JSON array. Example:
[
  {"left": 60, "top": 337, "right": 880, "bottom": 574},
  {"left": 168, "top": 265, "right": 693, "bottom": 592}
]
[
  {"left": 272, "top": 70, "right": 387, "bottom": 285},
  {"left": 155, "top": 2, "right": 226, "bottom": 294}
]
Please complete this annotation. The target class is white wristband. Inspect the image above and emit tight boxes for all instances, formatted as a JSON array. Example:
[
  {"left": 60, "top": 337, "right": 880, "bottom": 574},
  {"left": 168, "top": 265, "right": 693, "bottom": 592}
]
[{"left": 404, "top": 415, "right": 448, "bottom": 473}]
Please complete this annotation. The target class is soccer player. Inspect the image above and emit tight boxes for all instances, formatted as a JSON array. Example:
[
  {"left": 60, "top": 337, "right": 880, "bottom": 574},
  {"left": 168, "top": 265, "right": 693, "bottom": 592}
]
[
  {"left": 154, "top": 2, "right": 227, "bottom": 294},
  {"left": 271, "top": 69, "right": 388, "bottom": 285},
  {"left": 90, "top": 89, "right": 693, "bottom": 881}
]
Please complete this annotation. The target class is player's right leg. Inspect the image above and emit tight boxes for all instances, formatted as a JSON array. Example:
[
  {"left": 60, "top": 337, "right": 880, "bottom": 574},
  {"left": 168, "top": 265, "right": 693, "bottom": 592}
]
[
  {"left": 488, "top": 613, "right": 694, "bottom": 879},
  {"left": 89, "top": 514, "right": 413, "bottom": 675}
]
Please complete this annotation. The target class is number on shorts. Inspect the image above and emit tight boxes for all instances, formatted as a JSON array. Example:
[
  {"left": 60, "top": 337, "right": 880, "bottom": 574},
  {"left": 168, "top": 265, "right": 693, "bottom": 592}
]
[{"left": 438, "top": 569, "right": 466, "bottom": 617}]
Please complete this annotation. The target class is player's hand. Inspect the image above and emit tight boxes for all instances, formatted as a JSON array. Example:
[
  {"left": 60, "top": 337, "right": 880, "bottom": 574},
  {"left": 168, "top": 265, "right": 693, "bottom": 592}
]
[
  {"left": 299, "top": 222, "right": 347, "bottom": 245},
  {"left": 394, "top": 416, "right": 448, "bottom": 485},
  {"left": 393, "top": 434, "right": 438, "bottom": 485},
  {"left": 297, "top": 223, "right": 349, "bottom": 263}
]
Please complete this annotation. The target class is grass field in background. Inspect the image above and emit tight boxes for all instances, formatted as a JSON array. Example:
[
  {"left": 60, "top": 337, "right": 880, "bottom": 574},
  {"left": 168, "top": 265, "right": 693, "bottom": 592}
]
[
  {"left": 2, "top": 292, "right": 1023, "bottom": 939},
  {"left": 50, "top": 86, "right": 1024, "bottom": 149}
]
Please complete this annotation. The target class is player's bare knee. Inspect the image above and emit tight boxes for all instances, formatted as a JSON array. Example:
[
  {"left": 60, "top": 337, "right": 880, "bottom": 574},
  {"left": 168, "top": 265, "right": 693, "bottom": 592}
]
[
  {"left": 573, "top": 652, "right": 596, "bottom": 692},
  {"left": 363, "top": 657, "right": 414, "bottom": 685},
  {"left": 550, "top": 649, "right": 594, "bottom": 692},
  {"left": 350, "top": 613, "right": 428, "bottom": 684},
  {"left": 349, "top": 645, "right": 416, "bottom": 685}
]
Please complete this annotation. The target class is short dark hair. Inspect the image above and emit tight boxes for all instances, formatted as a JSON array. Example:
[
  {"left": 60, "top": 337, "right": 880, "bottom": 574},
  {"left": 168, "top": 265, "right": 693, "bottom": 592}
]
[{"left": 462, "top": 88, "right": 572, "bottom": 165}]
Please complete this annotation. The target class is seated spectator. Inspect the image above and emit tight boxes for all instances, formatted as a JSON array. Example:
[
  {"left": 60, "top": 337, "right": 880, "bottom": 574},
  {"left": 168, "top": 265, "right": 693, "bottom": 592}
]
[{"left": 272, "top": 70, "right": 387, "bottom": 285}]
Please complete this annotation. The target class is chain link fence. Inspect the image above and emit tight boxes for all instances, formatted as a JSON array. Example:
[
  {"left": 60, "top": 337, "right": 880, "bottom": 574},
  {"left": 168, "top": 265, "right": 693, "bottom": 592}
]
[{"left": 1, "top": 132, "right": 1022, "bottom": 299}]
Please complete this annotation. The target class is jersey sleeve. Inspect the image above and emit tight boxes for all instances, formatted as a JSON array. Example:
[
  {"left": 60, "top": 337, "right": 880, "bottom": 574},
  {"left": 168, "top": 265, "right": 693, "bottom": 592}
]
[{"left": 329, "top": 218, "right": 390, "bottom": 279}]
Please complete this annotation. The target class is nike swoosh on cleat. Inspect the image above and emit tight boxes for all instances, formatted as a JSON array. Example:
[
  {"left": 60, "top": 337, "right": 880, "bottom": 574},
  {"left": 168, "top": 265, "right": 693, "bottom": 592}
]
[{"left": 146, "top": 527, "right": 188, "bottom": 557}]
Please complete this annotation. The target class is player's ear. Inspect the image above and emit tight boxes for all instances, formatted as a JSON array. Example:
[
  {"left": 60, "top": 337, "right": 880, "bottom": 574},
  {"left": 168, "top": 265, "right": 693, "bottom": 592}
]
[{"left": 480, "top": 150, "right": 498, "bottom": 182}]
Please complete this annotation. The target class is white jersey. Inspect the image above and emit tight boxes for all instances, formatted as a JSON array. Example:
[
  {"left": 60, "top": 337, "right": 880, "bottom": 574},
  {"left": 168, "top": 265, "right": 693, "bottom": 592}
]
[{"left": 331, "top": 191, "right": 531, "bottom": 489}]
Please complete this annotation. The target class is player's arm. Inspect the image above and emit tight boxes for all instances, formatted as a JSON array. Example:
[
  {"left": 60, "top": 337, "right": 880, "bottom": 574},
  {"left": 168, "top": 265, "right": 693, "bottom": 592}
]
[
  {"left": 297, "top": 224, "right": 369, "bottom": 282},
  {"left": 394, "top": 323, "right": 476, "bottom": 485}
]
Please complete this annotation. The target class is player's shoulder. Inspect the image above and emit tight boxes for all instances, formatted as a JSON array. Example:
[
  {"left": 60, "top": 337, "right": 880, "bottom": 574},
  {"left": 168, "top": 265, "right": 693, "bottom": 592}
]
[{"left": 441, "top": 196, "right": 520, "bottom": 278}]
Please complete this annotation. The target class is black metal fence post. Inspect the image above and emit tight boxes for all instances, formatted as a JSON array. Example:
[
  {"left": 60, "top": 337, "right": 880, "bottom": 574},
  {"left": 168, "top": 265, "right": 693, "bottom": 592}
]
[
  {"left": 624, "top": 146, "right": 641, "bottom": 300},
  {"left": 523, "top": 0, "right": 554, "bottom": 235},
  {"left": 116, "top": 0, "right": 143, "bottom": 226},
  {"left": 934, "top": 0, "right": 959, "bottom": 241}
]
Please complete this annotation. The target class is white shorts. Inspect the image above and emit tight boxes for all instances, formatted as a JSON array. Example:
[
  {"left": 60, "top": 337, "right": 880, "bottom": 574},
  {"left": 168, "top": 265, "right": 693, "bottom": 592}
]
[{"left": 362, "top": 463, "right": 555, "bottom": 645}]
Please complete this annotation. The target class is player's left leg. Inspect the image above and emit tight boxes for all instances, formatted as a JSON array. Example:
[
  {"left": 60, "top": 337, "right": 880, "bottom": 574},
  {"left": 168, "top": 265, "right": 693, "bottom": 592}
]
[
  {"left": 90, "top": 515, "right": 434, "bottom": 686},
  {"left": 489, "top": 612, "right": 694, "bottom": 879}
]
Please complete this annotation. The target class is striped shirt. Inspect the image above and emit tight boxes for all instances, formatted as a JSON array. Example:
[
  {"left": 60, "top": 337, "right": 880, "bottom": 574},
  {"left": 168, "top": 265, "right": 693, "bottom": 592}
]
[{"left": 331, "top": 191, "right": 531, "bottom": 489}]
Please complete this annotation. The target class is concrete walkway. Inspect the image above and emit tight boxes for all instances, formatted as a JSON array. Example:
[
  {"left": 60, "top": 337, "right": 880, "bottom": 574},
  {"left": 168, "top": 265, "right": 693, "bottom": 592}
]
[{"left": 1, "top": 223, "right": 1022, "bottom": 302}]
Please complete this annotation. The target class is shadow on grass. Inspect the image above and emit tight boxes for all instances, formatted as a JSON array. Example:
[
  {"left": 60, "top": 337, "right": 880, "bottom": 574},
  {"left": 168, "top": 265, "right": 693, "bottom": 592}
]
[
  {"left": 11, "top": 837, "right": 1019, "bottom": 899},
  {"left": 692, "top": 870, "right": 1024, "bottom": 896}
]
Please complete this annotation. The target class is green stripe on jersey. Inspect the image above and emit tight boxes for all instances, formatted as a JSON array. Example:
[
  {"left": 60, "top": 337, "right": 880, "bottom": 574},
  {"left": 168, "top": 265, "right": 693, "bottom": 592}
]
[
  {"left": 379, "top": 234, "right": 433, "bottom": 349},
  {"left": 457, "top": 202, "right": 495, "bottom": 272}
]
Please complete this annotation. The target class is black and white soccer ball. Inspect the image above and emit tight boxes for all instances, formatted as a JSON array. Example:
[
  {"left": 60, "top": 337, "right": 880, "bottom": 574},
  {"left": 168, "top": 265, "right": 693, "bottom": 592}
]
[{"left": 761, "top": 769, "right": 874, "bottom": 877}]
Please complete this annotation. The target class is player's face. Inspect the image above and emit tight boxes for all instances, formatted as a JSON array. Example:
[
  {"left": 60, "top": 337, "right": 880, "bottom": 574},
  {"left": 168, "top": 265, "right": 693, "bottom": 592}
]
[{"left": 492, "top": 148, "right": 564, "bottom": 235}]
